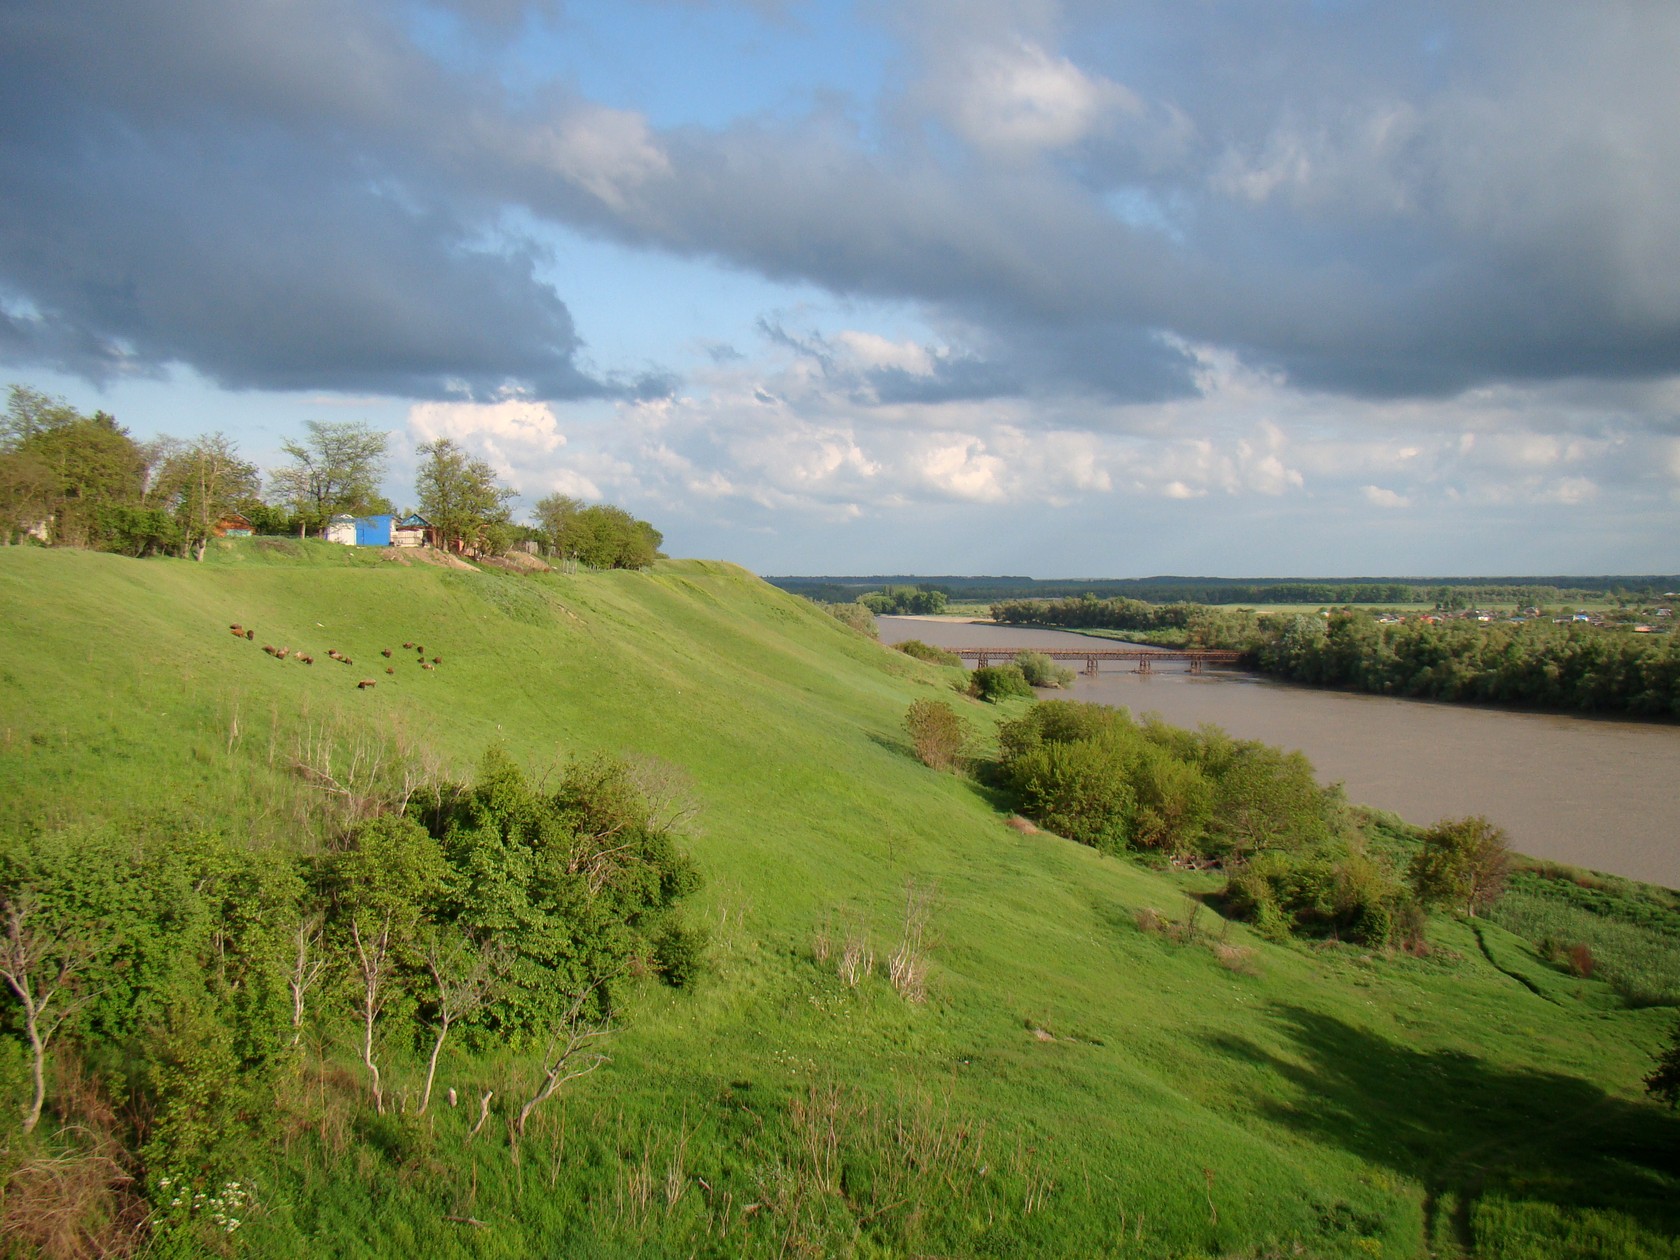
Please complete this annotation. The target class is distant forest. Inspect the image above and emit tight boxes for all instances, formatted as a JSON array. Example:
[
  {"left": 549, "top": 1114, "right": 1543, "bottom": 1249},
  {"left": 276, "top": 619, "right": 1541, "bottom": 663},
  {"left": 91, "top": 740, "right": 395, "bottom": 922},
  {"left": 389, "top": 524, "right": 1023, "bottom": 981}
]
[{"left": 768, "top": 574, "right": 1680, "bottom": 607}]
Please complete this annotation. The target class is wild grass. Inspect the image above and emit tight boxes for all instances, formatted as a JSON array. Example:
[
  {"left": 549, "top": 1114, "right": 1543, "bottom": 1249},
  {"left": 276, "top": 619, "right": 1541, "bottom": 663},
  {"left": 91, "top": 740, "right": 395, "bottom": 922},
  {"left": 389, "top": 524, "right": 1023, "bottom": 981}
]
[
  {"left": 1489, "top": 887, "right": 1680, "bottom": 1006},
  {"left": 1, "top": 542, "right": 1677, "bottom": 1256}
]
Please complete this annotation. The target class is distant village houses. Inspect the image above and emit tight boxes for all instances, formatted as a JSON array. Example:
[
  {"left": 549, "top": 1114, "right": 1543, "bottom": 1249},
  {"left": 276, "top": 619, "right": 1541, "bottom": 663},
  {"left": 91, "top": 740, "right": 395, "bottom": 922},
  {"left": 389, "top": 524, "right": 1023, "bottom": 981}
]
[{"left": 324, "top": 512, "right": 440, "bottom": 549}]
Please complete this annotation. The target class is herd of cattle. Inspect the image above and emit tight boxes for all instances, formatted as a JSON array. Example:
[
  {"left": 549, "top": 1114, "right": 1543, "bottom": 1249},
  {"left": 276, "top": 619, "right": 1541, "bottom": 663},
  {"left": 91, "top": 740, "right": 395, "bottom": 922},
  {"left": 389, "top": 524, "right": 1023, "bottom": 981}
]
[{"left": 229, "top": 623, "right": 443, "bottom": 689}]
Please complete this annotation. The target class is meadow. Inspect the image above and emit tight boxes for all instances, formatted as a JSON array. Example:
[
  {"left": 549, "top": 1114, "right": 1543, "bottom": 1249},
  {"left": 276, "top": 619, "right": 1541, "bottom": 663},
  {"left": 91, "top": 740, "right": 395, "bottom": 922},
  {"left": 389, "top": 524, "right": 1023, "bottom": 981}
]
[{"left": 0, "top": 540, "right": 1676, "bottom": 1258}]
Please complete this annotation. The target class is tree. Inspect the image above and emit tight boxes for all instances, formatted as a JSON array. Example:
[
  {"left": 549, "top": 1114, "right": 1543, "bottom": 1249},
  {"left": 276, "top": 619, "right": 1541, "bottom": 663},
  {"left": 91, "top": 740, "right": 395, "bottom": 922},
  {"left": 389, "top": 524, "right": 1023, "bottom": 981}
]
[
  {"left": 148, "top": 433, "right": 260, "bottom": 560},
  {"left": 267, "top": 420, "right": 389, "bottom": 534},
  {"left": 0, "top": 899, "right": 97, "bottom": 1133},
  {"left": 322, "top": 816, "right": 447, "bottom": 1112},
  {"left": 1408, "top": 816, "right": 1512, "bottom": 917},
  {"left": 414, "top": 437, "right": 512, "bottom": 554},
  {"left": 2, "top": 387, "right": 150, "bottom": 548}
]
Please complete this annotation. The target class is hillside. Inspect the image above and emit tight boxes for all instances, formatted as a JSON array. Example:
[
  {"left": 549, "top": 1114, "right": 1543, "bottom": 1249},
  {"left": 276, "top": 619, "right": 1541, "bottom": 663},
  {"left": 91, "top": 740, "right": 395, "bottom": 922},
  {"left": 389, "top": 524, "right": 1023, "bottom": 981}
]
[{"left": 1, "top": 541, "right": 1676, "bottom": 1259}]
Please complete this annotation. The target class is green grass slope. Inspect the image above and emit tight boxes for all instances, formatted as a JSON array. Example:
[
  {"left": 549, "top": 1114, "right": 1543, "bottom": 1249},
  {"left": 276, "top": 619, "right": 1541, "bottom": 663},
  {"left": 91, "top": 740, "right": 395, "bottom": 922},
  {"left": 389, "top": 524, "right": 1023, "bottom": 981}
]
[{"left": 1, "top": 541, "right": 1676, "bottom": 1258}]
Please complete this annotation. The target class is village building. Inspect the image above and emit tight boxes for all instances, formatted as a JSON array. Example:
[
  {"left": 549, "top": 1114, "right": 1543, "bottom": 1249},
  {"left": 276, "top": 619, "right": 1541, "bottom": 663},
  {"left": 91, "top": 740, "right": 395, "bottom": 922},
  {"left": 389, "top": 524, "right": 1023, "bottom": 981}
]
[{"left": 392, "top": 513, "right": 441, "bottom": 548}]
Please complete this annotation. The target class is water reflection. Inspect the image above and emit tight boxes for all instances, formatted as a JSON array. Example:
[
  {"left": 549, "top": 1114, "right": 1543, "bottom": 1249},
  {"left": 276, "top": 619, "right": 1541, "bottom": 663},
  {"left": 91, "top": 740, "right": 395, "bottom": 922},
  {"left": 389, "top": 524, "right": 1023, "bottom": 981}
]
[{"left": 878, "top": 616, "right": 1680, "bottom": 888}]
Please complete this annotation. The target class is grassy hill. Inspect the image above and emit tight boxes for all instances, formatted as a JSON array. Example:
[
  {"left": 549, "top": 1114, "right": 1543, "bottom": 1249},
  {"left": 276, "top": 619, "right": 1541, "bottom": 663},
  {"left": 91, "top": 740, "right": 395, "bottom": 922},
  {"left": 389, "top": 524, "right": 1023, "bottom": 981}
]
[{"left": 1, "top": 540, "right": 1676, "bottom": 1258}]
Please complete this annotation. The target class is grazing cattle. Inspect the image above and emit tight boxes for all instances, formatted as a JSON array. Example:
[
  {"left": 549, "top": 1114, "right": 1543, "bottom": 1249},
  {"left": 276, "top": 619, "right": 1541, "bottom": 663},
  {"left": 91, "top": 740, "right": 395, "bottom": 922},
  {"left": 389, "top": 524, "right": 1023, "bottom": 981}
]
[
  {"left": 421, "top": 661, "right": 435, "bottom": 671},
  {"left": 357, "top": 679, "right": 377, "bottom": 689},
  {"left": 381, "top": 648, "right": 392, "bottom": 658},
  {"left": 229, "top": 625, "right": 244, "bottom": 637},
  {"left": 432, "top": 656, "right": 442, "bottom": 664},
  {"left": 262, "top": 645, "right": 277, "bottom": 656},
  {"left": 277, "top": 648, "right": 290, "bottom": 659},
  {"left": 298, "top": 655, "right": 314, "bottom": 665},
  {"left": 245, "top": 629, "right": 255, "bottom": 640},
  {"left": 402, "top": 641, "right": 414, "bottom": 649},
  {"left": 385, "top": 666, "right": 395, "bottom": 675}
]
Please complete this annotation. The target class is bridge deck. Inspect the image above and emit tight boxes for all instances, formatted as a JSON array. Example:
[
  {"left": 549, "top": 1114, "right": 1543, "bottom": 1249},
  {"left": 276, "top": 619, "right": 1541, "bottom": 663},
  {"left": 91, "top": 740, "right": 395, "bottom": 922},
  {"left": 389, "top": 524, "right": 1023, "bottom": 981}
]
[{"left": 951, "top": 646, "right": 1245, "bottom": 674}]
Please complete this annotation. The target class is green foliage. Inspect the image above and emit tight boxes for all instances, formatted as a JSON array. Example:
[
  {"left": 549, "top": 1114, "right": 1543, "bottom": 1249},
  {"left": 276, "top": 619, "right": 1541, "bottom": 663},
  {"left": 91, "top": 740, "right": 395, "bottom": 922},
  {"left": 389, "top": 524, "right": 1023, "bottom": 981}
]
[
  {"left": 1259, "top": 607, "right": 1680, "bottom": 717},
  {"left": 650, "top": 917, "right": 709, "bottom": 988},
  {"left": 1223, "top": 849, "right": 1411, "bottom": 947},
  {"left": 904, "top": 698, "right": 967, "bottom": 770},
  {"left": 1008, "top": 738, "right": 1134, "bottom": 852},
  {"left": 147, "top": 433, "right": 261, "bottom": 560},
  {"left": 1408, "top": 816, "right": 1512, "bottom": 917},
  {"left": 266, "top": 418, "right": 390, "bottom": 530},
  {"left": 895, "top": 638, "right": 962, "bottom": 667},
  {"left": 818, "top": 598, "right": 878, "bottom": 637},
  {"left": 415, "top": 436, "right": 514, "bottom": 554},
  {"left": 421, "top": 746, "right": 702, "bottom": 1037},
  {"left": 1487, "top": 873, "right": 1680, "bottom": 1006},
  {"left": 0, "top": 387, "right": 150, "bottom": 550},
  {"left": 534, "top": 493, "right": 664, "bottom": 569},
  {"left": 860, "top": 584, "right": 948, "bottom": 615},
  {"left": 1192, "top": 730, "right": 1341, "bottom": 857},
  {"left": 1127, "top": 743, "right": 1215, "bottom": 856},
  {"left": 1012, "top": 650, "right": 1075, "bottom": 688},
  {"left": 968, "top": 663, "right": 1033, "bottom": 702}
]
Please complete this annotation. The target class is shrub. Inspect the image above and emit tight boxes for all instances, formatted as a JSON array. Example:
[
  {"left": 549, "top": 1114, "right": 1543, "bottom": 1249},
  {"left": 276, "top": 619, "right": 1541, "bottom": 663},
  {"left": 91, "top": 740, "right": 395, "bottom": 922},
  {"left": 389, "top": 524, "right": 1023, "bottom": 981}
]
[
  {"left": 905, "top": 699, "right": 967, "bottom": 771},
  {"left": 651, "top": 918, "right": 709, "bottom": 988},
  {"left": 896, "top": 639, "right": 963, "bottom": 667},
  {"left": 968, "top": 664, "right": 1033, "bottom": 703},
  {"left": 1009, "top": 739, "right": 1134, "bottom": 852},
  {"left": 821, "top": 600, "right": 878, "bottom": 637},
  {"left": 1013, "top": 650, "right": 1075, "bottom": 689},
  {"left": 1223, "top": 849, "right": 1410, "bottom": 947}
]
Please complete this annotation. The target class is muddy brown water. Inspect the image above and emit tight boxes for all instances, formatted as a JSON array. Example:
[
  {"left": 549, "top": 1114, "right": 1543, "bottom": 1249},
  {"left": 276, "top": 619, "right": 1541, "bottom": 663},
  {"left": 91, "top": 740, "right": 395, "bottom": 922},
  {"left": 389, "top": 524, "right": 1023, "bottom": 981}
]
[{"left": 878, "top": 616, "right": 1680, "bottom": 889}]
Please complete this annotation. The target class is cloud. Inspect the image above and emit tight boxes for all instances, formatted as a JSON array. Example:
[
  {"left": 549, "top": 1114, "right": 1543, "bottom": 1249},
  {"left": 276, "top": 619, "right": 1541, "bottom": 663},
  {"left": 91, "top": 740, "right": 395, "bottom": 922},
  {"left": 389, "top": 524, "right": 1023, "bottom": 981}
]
[{"left": 1363, "top": 485, "right": 1411, "bottom": 509}]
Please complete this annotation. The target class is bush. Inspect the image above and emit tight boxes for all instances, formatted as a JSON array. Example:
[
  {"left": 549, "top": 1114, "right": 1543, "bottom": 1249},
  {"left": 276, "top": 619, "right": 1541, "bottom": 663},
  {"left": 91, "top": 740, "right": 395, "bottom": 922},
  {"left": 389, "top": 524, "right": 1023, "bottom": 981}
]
[
  {"left": 822, "top": 600, "right": 878, "bottom": 637},
  {"left": 651, "top": 918, "right": 709, "bottom": 988},
  {"left": 897, "top": 639, "right": 963, "bottom": 667},
  {"left": 1008, "top": 739, "right": 1134, "bottom": 852},
  {"left": 1223, "top": 849, "right": 1411, "bottom": 947},
  {"left": 905, "top": 699, "right": 967, "bottom": 771},
  {"left": 1013, "top": 650, "right": 1075, "bottom": 689},
  {"left": 968, "top": 664, "right": 1033, "bottom": 703}
]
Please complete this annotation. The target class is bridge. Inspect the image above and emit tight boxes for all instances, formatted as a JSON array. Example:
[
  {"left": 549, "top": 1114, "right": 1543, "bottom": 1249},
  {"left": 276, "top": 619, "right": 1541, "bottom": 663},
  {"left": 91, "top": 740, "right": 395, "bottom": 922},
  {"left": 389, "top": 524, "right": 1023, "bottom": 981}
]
[{"left": 951, "top": 646, "right": 1246, "bottom": 676}]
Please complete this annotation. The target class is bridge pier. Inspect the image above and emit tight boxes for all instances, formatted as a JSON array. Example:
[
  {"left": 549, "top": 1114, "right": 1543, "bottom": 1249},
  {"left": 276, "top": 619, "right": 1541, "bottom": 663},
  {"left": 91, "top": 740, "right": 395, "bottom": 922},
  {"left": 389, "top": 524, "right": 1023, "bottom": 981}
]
[
  {"left": 1134, "top": 656, "right": 1152, "bottom": 674},
  {"left": 1085, "top": 656, "right": 1099, "bottom": 676},
  {"left": 1190, "top": 657, "right": 1203, "bottom": 675}
]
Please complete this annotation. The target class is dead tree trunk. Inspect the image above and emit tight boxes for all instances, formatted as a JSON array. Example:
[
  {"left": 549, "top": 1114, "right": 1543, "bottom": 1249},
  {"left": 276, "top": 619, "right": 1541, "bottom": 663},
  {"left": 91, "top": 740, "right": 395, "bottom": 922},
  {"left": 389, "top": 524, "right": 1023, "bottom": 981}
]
[
  {"left": 349, "top": 910, "right": 394, "bottom": 1113},
  {"left": 0, "top": 901, "right": 94, "bottom": 1134}
]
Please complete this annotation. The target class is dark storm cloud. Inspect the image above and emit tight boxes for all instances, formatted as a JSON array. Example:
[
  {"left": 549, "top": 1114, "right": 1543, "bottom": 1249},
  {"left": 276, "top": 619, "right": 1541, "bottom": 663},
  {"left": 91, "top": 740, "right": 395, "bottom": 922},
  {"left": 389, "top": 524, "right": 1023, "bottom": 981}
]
[
  {"left": 0, "top": 0, "right": 602, "bottom": 398},
  {"left": 3, "top": 0, "right": 1678, "bottom": 409}
]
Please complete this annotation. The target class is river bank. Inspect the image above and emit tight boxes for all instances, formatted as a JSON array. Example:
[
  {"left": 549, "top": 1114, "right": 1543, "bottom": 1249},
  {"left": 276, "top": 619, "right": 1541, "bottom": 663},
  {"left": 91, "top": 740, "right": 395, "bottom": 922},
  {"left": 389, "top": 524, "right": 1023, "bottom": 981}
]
[{"left": 879, "top": 615, "right": 1680, "bottom": 888}]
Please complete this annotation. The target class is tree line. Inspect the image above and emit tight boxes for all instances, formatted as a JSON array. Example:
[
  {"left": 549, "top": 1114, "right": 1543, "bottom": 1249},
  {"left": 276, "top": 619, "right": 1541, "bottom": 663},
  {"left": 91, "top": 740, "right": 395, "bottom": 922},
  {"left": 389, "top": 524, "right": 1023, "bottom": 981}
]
[
  {"left": 991, "top": 595, "right": 1680, "bottom": 718},
  {"left": 0, "top": 384, "right": 663, "bottom": 568},
  {"left": 1258, "top": 610, "right": 1680, "bottom": 717},
  {"left": 774, "top": 574, "right": 1680, "bottom": 606}
]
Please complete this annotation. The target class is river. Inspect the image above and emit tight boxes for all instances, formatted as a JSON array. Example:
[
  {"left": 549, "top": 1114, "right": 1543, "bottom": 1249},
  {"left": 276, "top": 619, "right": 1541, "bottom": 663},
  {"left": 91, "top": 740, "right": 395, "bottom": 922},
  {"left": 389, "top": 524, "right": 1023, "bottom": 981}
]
[{"left": 877, "top": 616, "right": 1680, "bottom": 889}]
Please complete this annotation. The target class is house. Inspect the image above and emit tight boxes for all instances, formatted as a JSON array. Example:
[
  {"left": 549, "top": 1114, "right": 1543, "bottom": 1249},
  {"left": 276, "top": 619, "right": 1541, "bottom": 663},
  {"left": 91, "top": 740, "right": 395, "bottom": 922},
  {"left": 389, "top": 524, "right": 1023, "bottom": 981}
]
[
  {"left": 392, "top": 513, "right": 441, "bottom": 548},
  {"left": 325, "top": 514, "right": 358, "bottom": 545},
  {"left": 214, "top": 512, "right": 254, "bottom": 538}
]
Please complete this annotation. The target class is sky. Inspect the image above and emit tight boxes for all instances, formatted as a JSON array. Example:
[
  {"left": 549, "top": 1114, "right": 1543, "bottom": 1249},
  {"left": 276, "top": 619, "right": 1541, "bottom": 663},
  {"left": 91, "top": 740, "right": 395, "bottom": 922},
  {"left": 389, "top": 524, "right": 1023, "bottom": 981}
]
[{"left": 2, "top": 0, "right": 1678, "bottom": 578}]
